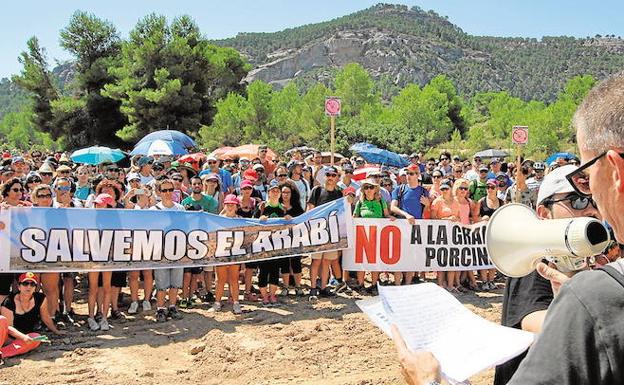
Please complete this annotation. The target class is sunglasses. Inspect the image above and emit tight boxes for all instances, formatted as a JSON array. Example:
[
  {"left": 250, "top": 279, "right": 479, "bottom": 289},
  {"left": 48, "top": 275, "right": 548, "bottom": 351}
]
[
  {"left": 59, "top": 170, "right": 70, "bottom": 174},
  {"left": 432, "top": 175, "right": 442, "bottom": 179},
  {"left": 160, "top": 188, "right": 174, "bottom": 193},
  {"left": 458, "top": 186, "right": 469, "bottom": 191},
  {"left": 208, "top": 161, "right": 218, "bottom": 165},
  {"left": 326, "top": 173, "right": 338, "bottom": 177},
  {"left": 56, "top": 186, "right": 71, "bottom": 192},
  {"left": 382, "top": 183, "right": 393, "bottom": 187},
  {"left": 40, "top": 173, "right": 53, "bottom": 177},
  {"left": 19, "top": 281, "right": 37, "bottom": 287},
  {"left": 486, "top": 186, "right": 496, "bottom": 190},
  {"left": 440, "top": 157, "right": 449, "bottom": 161},
  {"left": 277, "top": 174, "right": 288, "bottom": 178},
  {"left": 479, "top": 170, "right": 488, "bottom": 173},
  {"left": 37, "top": 193, "right": 52, "bottom": 198},
  {"left": 11, "top": 188, "right": 23, "bottom": 193},
  {"left": 407, "top": 172, "right": 419, "bottom": 176},
  {"left": 363, "top": 185, "right": 376, "bottom": 190},
  {"left": 565, "top": 151, "right": 624, "bottom": 196},
  {"left": 172, "top": 178, "right": 183, "bottom": 182},
  {"left": 544, "top": 193, "right": 597, "bottom": 210}
]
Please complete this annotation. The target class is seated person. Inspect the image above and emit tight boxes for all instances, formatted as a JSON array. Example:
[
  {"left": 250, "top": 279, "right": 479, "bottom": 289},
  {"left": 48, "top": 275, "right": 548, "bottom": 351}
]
[{"left": 0, "top": 273, "right": 64, "bottom": 358}]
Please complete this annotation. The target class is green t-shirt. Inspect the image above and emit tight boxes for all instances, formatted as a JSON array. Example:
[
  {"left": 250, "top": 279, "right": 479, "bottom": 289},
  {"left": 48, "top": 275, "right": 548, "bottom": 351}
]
[
  {"left": 181, "top": 194, "right": 218, "bottom": 214},
  {"left": 470, "top": 179, "right": 488, "bottom": 202},
  {"left": 354, "top": 199, "right": 387, "bottom": 218}
]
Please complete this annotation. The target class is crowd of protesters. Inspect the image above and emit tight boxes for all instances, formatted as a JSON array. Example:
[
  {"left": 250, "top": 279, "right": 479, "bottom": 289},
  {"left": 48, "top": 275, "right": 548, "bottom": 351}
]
[{"left": 0, "top": 146, "right": 620, "bottom": 359}]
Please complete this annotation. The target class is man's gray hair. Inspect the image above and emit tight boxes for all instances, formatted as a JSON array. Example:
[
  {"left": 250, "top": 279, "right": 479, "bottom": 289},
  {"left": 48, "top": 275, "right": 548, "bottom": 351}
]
[{"left": 574, "top": 72, "right": 624, "bottom": 152}]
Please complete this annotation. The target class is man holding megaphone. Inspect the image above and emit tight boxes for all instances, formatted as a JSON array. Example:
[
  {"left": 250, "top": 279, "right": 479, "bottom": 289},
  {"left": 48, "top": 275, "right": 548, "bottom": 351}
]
[
  {"left": 492, "top": 164, "right": 602, "bottom": 385},
  {"left": 392, "top": 72, "right": 624, "bottom": 385}
]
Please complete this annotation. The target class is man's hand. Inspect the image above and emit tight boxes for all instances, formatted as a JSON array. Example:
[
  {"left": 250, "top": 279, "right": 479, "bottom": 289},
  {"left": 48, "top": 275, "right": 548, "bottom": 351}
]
[
  {"left": 536, "top": 262, "right": 575, "bottom": 297},
  {"left": 391, "top": 324, "right": 441, "bottom": 385},
  {"left": 420, "top": 196, "right": 431, "bottom": 207},
  {"left": 406, "top": 214, "right": 416, "bottom": 225}
]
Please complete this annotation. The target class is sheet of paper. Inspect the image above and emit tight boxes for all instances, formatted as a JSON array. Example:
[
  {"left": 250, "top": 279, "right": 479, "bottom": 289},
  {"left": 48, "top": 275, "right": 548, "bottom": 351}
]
[{"left": 357, "top": 283, "right": 535, "bottom": 382}]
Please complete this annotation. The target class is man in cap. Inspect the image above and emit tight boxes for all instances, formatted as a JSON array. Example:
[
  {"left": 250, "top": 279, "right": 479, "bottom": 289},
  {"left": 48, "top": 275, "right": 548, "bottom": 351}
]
[
  {"left": 205, "top": 156, "right": 233, "bottom": 193},
  {"left": 38, "top": 162, "right": 55, "bottom": 186},
  {"left": 232, "top": 156, "right": 251, "bottom": 190},
  {"left": 287, "top": 160, "right": 310, "bottom": 209},
  {"left": 337, "top": 164, "right": 360, "bottom": 191},
  {"left": 493, "top": 165, "right": 601, "bottom": 384},
  {"left": 409, "top": 153, "right": 425, "bottom": 173},
  {"left": 526, "top": 161, "right": 546, "bottom": 193},
  {"left": 469, "top": 165, "right": 490, "bottom": 202},
  {"left": 392, "top": 70, "right": 624, "bottom": 385},
  {"left": 391, "top": 163, "right": 430, "bottom": 285},
  {"left": 137, "top": 156, "right": 154, "bottom": 185},
  {"left": 11, "top": 156, "right": 26, "bottom": 178},
  {"left": 307, "top": 165, "right": 346, "bottom": 301}
]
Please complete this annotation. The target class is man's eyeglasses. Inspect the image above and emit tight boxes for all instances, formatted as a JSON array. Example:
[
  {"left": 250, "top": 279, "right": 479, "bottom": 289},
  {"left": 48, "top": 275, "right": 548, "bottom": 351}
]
[
  {"left": 326, "top": 173, "right": 338, "bottom": 178},
  {"left": 160, "top": 188, "right": 174, "bottom": 193},
  {"left": 543, "top": 193, "right": 597, "bottom": 210},
  {"left": 440, "top": 157, "right": 449, "bottom": 161},
  {"left": 566, "top": 151, "right": 624, "bottom": 196},
  {"left": 406, "top": 172, "right": 419, "bottom": 176},
  {"left": 277, "top": 174, "right": 288, "bottom": 178},
  {"left": 36, "top": 193, "right": 52, "bottom": 199},
  {"left": 19, "top": 281, "right": 37, "bottom": 287}
]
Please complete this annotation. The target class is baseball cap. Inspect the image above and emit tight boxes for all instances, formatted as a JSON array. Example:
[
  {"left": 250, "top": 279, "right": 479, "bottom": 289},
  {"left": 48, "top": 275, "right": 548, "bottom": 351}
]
[
  {"left": 201, "top": 173, "right": 220, "bottom": 182},
  {"left": 18, "top": 272, "right": 38, "bottom": 285},
  {"left": 342, "top": 164, "right": 354, "bottom": 173},
  {"left": 268, "top": 180, "right": 281, "bottom": 191},
  {"left": 409, "top": 153, "right": 419, "bottom": 159},
  {"left": 152, "top": 162, "right": 165, "bottom": 171},
  {"left": 253, "top": 164, "right": 265, "bottom": 171},
  {"left": 240, "top": 179, "right": 254, "bottom": 189},
  {"left": 12, "top": 156, "right": 25, "bottom": 164},
  {"left": 479, "top": 165, "right": 489, "bottom": 172},
  {"left": 137, "top": 156, "right": 153, "bottom": 167},
  {"left": 343, "top": 186, "right": 356, "bottom": 196},
  {"left": 490, "top": 158, "right": 500, "bottom": 164},
  {"left": 398, "top": 169, "right": 407, "bottom": 177},
  {"left": 243, "top": 169, "right": 258, "bottom": 181},
  {"left": 207, "top": 155, "right": 218, "bottom": 162},
  {"left": 223, "top": 194, "right": 240, "bottom": 205},
  {"left": 486, "top": 178, "right": 497, "bottom": 187},
  {"left": 361, "top": 178, "right": 379, "bottom": 187},
  {"left": 324, "top": 165, "right": 338, "bottom": 174},
  {"left": 126, "top": 172, "right": 141, "bottom": 182},
  {"left": 537, "top": 165, "right": 578, "bottom": 206},
  {"left": 533, "top": 162, "right": 545, "bottom": 171},
  {"left": 440, "top": 179, "right": 452, "bottom": 190},
  {"left": 94, "top": 193, "right": 115, "bottom": 207},
  {"left": 406, "top": 164, "right": 420, "bottom": 172}
]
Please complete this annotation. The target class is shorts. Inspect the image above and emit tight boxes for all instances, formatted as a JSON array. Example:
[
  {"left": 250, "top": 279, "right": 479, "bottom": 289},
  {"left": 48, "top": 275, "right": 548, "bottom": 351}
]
[
  {"left": 278, "top": 256, "right": 302, "bottom": 275},
  {"left": 154, "top": 268, "right": 184, "bottom": 290},
  {"left": 0, "top": 274, "right": 14, "bottom": 296},
  {"left": 183, "top": 267, "right": 204, "bottom": 275},
  {"left": 62, "top": 272, "right": 76, "bottom": 279},
  {"left": 111, "top": 271, "right": 127, "bottom": 288},
  {"left": 310, "top": 251, "right": 340, "bottom": 261}
]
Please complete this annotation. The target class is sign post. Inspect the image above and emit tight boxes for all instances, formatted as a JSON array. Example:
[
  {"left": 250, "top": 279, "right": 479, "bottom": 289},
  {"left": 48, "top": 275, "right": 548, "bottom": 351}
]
[
  {"left": 325, "top": 97, "right": 341, "bottom": 165},
  {"left": 512, "top": 126, "right": 529, "bottom": 203}
]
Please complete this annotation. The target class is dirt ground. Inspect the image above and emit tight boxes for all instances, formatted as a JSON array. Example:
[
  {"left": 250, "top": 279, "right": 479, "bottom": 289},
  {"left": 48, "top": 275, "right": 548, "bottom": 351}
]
[{"left": 0, "top": 267, "right": 503, "bottom": 385}]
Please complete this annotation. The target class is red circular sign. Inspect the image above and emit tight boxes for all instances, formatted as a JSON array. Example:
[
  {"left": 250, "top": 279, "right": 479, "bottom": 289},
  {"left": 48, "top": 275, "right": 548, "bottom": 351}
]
[
  {"left": 512, "top": 128, "right": 528, "bottom": 144},
  {"left": 325, "top": 98, "right": 341, "bottom": 116}
]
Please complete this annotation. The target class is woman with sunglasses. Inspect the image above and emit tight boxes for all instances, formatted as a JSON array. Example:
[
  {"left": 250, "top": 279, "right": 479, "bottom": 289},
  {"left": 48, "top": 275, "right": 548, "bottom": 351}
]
[
  {"left": 74, "top": 165, "right": 93, "bottom": 203},
  {"left": 53, "top": 178, "right": 80, "bottom": 208},
  {"left": 453, "top": 178, "right": 480, "bottom": 292},
  {"left": 278, "top": 181, "right": 306, "bottom": 297},
  {"left": 1, "top": 273, "right": 65, "bottom": 358},
  {"left": 353, "top": 178, "right": 394, "bottom": 295},
  {"left": 429, "top": 170, "right": 444, "bottom": 200},
  {"left": 477, "top": 179, "right": 504, "bottom": 291},
  {"left": 201, "top": 173, "right": 224, "bottom": 213},
  {"left": 0, "top": 179, "right": 31, "bottom": 304},
  {"left": 431, "top": 179, "right": 461, "bottom": 292}
]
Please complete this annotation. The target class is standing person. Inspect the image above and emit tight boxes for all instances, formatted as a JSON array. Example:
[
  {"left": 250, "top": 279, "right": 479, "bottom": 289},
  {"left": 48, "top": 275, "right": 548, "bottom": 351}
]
[
  {"left": 477, "top": 179, "right": 504, "bottom": 291},
  {"left": 353, "top": 178, "right": 394, "bottom": 294},
  {"left": 258, "top": 145, "right": 276, "bottom": 177},
  {"left": 201, "top": 173, "right": 224, "bottom": 212},
  {"left": 150, "top": 179, "right": 184, "bottom": 323},
  {"left": 74, "top": 165, "right": 93, "bottom": 203},
  {"left": 390, "top": 164, "right": 431, "bottom": 285},
  {"left": 307, "top": 166, "right": 346, "bottom": 301},
  {"left": 255, "top": 181, "right": 289, "bottom": 306},
  {"left": 236, "top": 180, "right": 260, "bottom": 302},
  {"left": 86, "top": 194, "right": 115, "bottom": 331},
  {"left": 454, "top": 178, "right": 480, "bottom": 291},
  {"left": 469, "top": 165, "right": 490, "bottom": 202},
  {"left": 287, "top": 160, "right": 310, "bottom": 210},
  {"left": 204, "top": 156, "right": 233, "bottom": 193},
  {"left": 209, "top": 194, "right": 243, "bottom": 314},
  {"left": 438, "top": 152, "right": 453, "bottom": 176},
  {"left": 337, "top": 164, "right": 360, "bottom": 191},
  {"left": 430, "top": 179, "right": 460, "bottom": 292},
  {"left": 137, "top": 156, "right": 154, "bottom": 186},
  {"left": 428, "top": 170, "right": 444, "bottom": 200},
  {"left": 278, "top": 181, "right": 305, "bottom": 297}
]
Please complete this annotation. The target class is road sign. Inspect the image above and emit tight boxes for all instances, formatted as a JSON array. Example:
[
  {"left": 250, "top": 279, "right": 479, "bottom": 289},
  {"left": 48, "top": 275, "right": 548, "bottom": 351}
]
[
  {"left": 325, "top": 97, "right": 341, "bottom": 116},
  {"left": 512, "top": 126, "right": 529, "bottom": 145}
]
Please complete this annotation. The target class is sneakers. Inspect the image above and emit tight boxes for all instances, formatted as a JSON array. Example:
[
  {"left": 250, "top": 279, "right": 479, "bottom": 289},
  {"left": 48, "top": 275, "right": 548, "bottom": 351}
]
[
  {"left": 142, "top": 300, "right": 152, "bottom": 312},
  {"left": 95, "top": 312, "right": 103, "bottom": 323},
  {"left": 319, "top": 287, "right": 335, "bottom": 298},
  {"left": 335, "top": 280, "right": 348, "bottom": 293},
  {"left": 168, "top": 306, "right": 183, "bottom": 320},
  {"left": 308, "top": 288, "right": 319, "bottom": 302},
  {"left": 480, "top": 283, "right": 490, "bottom": 292},
  {"left": 294, "top": 287, "right": 305, "bottom": 297},
  {"left": 179, "top": 299, "right": 190, "bottom": 309},
  {"left": 156, "top": 308, "right": 167, "bottom": 323},
  {"left": 128, "top": 301, "right": 139, "bottom": 314},
  {"left": 61, "top": 311, "right": 75, "bottom": 325},
  {"left": 208, "top": 302, "right": 222, "bottom": 313},
  {"left": 87, "top": 317, "right": 100, "bottom": 331},
  {"left": 99, "top": 318, "right": 110, "bottom": 331},
  {"left": 202, "top": 292, "right": 215, "bottom": 303},
  {"left": 110, "top": 310, "right": 126, "bottom": 322},
  {"left": 279, "top": 287, "right": 289, "bottom": 297},
  {"left": 232, "top": 302, "right": 242, "bottom": 315},
  {"left": 488, "top": 281, "right": 497, "bottom": 290}
]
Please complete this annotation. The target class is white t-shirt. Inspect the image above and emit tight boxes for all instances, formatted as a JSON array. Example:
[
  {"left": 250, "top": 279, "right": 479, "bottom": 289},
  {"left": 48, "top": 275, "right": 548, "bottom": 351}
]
[{"left": 150, "top": 202, "right": 185, "bottom": 211}]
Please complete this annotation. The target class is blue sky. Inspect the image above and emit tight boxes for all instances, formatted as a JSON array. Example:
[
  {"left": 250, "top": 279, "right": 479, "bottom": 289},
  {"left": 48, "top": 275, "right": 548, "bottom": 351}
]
[{"left": 2, "top": 0, "right": 623, "bottom": 78}]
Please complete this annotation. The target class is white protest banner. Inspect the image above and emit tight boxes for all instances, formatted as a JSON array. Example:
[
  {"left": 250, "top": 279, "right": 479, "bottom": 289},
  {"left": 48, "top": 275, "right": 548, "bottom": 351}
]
[{"left": 342, "top": 218, "right": 493, "bottom": 272}]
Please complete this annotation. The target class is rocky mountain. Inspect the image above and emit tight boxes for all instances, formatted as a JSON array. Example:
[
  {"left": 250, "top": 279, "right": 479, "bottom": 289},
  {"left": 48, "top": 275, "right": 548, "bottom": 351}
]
[{"left": 213, "top": 3, "right": 624, "bottom": 102}]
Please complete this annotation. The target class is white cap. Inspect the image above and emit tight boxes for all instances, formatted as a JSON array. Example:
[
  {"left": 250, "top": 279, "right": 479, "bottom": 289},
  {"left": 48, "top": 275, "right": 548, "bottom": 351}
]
[
  {"left": 126, "top": 172, "right": 141, "bottom": 182},
  {"left": 537, "top": 165, "right": 578, "bottom": 206},
  {"left": 207, "top": 155, "right": 218, "bottom": 162},
  {"left": 398, "top": 169, "right": 407, "bottom": 177}
]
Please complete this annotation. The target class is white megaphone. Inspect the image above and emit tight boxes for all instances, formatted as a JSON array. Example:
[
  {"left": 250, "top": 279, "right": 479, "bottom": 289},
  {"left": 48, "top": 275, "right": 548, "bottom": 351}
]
[{"left": 486, "top": 203, "right": 610, "bottom": 277}]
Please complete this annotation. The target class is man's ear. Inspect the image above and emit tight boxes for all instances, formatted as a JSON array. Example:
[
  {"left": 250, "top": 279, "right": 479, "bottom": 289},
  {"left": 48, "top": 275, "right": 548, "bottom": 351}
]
[
  {"left": 606, "top": 150, "right": 624, "bottom": 193},
  {"left": 536, "top": 204, "right": 551, "bottom": 219}
]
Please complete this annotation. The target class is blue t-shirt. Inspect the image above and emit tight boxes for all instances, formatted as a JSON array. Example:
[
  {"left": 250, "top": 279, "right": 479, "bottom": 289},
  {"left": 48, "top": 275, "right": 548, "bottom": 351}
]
[{"left": 391, "top": 184, "right": 429, "bottom": 219}]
